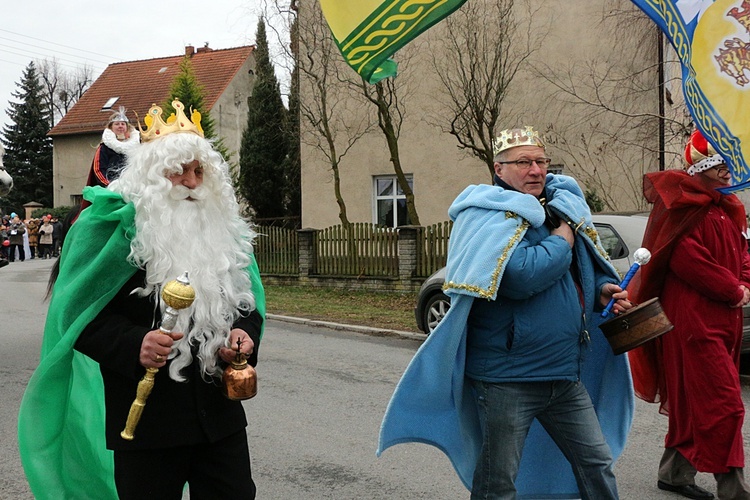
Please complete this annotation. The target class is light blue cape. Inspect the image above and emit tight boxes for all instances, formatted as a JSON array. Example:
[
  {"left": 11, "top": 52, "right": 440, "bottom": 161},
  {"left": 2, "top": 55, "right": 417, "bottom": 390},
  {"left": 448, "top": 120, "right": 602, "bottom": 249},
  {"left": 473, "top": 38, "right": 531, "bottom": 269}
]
[{"left": 378, "top": 176, "right": 634, "bottom": 498}]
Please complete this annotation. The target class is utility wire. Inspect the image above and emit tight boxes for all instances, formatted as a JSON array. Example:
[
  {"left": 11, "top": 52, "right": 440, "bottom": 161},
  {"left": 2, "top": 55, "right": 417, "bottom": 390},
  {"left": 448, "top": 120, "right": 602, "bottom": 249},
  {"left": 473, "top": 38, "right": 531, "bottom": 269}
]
[
  {"left": 0, "top": 28, "right": 122, "bottom": 61},
  {"left": 0, "top": 35, "right": 112, "bottom": 66},
  {"left": 0, "top": 44, "right": 106, "bottom": 73}
]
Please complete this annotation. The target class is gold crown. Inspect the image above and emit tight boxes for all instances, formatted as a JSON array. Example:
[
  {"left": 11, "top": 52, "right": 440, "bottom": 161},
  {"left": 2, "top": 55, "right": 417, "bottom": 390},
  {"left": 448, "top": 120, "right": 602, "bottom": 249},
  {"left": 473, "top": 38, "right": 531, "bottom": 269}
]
[
  {"left": 493, "top": 126, "right": 545, "bottom": 156},
  {"left": 138, "top": 98, "right": 204, "bottom": 142}
]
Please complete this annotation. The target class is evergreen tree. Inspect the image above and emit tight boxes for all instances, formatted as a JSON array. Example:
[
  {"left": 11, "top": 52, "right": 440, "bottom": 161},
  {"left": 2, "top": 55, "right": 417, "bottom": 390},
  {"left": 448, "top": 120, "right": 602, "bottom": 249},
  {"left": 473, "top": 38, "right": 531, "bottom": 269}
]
[
  {"left": 1, "top": 62, "right": 53, "bottom": 214},
  {"left": 282, "top": 15, "right": 301, "bottom": 225},
  {"left": 161, "top": 56, "right": 230, "bottom": 161},
  {"left": 239, "top": 19, "right": 288, "bottom": 221}
]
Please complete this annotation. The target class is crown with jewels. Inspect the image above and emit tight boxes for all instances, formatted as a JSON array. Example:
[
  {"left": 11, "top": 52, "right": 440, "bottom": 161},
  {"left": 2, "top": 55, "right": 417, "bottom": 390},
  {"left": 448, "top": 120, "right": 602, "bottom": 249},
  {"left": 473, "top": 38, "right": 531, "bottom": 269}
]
[
  {"left": 138, "top": 98, "right": 204, "bottom": 142},
  {"left": 493, "top": 126, "right": 545, "bottom": 156}
]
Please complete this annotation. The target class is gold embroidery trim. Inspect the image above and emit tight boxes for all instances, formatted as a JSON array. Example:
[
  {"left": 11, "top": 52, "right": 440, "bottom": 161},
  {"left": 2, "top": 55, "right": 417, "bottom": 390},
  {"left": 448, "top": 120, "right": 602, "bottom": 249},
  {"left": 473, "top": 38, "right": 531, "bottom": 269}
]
[{"left": 443, "top": 216, "right": 529, "bottom": 299}]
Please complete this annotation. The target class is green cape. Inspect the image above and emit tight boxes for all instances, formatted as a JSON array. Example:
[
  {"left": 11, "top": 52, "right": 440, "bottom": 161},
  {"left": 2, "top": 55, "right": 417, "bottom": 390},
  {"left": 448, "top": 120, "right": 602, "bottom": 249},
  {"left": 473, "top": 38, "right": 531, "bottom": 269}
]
[{"left": 18, "top": 187, "right": 266, "bottom": 499}]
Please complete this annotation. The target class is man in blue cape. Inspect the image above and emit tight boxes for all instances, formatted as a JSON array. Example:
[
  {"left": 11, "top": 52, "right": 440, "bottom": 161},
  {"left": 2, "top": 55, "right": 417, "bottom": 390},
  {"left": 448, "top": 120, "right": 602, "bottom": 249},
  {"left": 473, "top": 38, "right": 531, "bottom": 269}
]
[
  {"left": 18, "top": 99, "right": 266, "bottom": 499},
  {"left": 378, "top": 126, "right": 634, "bottom": 499}
]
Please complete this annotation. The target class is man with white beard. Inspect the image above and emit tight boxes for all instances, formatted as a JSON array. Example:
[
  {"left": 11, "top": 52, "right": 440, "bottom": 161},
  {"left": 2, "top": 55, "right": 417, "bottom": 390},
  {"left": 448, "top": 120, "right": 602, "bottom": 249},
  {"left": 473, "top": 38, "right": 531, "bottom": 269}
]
[{"left": 18, "top": 99, "right": 265, "bottom": 500}]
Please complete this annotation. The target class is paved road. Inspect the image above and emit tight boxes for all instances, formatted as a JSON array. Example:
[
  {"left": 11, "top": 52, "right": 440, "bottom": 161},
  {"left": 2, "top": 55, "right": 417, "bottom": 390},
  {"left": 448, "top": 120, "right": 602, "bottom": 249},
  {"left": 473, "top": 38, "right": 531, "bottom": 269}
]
[{"left": 2, "top": 258, "right": 749, "bottom": 499}]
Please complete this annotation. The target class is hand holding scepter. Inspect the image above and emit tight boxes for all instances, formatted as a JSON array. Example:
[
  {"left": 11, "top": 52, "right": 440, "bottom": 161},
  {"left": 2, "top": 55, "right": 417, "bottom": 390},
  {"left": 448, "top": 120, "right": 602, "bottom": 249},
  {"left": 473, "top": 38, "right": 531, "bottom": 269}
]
[
  {"left": 120, "top": 272, "right": 195, "bottom": 441},
  {"left": 601, "top": 248, "right": 651, "bottom": 318}
]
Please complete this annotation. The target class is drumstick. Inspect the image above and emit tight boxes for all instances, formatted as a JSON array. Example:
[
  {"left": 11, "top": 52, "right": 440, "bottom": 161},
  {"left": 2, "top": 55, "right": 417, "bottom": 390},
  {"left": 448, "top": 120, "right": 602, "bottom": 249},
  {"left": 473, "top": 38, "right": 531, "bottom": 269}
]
[{"left": 601, "top": 248, "right": 651, "bottom": 317}]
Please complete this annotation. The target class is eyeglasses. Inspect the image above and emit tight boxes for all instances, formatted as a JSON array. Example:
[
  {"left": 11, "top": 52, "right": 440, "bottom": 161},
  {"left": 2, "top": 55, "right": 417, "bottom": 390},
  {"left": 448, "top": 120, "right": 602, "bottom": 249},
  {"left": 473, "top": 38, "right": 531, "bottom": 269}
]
[{"left": 497, "top": 158, "right": 552, "bottom": 169}]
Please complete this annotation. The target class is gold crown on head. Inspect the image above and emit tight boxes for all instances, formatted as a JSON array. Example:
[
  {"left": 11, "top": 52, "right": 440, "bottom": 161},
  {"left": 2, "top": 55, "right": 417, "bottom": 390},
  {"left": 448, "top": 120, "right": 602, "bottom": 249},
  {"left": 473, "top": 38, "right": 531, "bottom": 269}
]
[
  {"left": 138, "top": 98, "right": 204, "bottom": 142},
  {"left": 493, "top": 126, "right": 545, "bottom": 156}
]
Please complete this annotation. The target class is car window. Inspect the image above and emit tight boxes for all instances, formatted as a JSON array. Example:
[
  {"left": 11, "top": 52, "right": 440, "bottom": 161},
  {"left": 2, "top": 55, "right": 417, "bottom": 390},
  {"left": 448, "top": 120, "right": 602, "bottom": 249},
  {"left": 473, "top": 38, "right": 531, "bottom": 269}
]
[{"left": 594, "top": 223, "right": 627, "bottom": 259}]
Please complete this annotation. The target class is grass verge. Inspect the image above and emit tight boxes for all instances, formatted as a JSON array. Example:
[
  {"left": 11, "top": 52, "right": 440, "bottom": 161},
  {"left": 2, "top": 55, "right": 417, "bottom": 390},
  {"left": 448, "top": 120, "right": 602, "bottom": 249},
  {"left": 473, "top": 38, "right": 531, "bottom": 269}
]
[{"left": 264, "top": 285, "right": 421, "bottom": 333}]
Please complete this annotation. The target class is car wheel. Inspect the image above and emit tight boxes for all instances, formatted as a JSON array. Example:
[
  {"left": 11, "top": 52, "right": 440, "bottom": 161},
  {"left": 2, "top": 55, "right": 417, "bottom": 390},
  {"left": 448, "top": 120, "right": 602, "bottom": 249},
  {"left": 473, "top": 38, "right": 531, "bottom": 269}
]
[{"left": 423, "top": 292, "right": 450, "bottom": 334}]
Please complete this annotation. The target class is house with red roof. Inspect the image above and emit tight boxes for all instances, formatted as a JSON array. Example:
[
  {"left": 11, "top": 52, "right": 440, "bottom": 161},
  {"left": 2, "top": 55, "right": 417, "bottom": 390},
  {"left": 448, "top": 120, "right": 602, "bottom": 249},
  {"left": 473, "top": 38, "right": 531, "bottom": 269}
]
[{"left": 48, "top": 44, "right": 255, "bottom": 207}]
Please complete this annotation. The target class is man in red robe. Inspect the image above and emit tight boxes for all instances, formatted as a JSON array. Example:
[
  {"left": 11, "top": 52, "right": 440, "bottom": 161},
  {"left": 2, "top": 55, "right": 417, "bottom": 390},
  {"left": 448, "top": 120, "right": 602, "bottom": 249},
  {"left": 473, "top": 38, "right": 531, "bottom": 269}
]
[{"left": 629, "top": 129, "right": 750, "bottom": 500}]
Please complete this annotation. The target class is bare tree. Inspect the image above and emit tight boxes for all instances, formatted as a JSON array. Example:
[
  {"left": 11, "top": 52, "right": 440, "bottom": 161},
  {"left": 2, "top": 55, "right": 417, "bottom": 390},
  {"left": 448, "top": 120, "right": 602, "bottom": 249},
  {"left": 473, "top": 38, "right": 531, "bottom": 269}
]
[
  {"left": 36, "top": 58, "right": 94, "bottom": 127},
  {"left": 428, "top": 0, "right": 546, "bottom": 176},
  {"left": 535, "top": 2, "right": 692, "bottom": 211},
  {"left": 356, "top": 72, "right": 420, "bottom": 226},
  {"left": 269, "top": 0, "right": 421, "bottom": 226},
  {"left": 266, "top": 0, "right": 375, "bottom": 226}
]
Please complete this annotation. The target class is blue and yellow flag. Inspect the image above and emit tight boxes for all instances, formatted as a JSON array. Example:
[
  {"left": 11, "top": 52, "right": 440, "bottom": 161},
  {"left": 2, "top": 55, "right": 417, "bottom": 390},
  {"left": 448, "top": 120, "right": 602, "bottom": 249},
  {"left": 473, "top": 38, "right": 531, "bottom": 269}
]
[
  {"left": 320, "top": 0, "right": 468, "bottom": 84},
  {"left": 632, "top": 0, "right": 750, "bottom": 192}
]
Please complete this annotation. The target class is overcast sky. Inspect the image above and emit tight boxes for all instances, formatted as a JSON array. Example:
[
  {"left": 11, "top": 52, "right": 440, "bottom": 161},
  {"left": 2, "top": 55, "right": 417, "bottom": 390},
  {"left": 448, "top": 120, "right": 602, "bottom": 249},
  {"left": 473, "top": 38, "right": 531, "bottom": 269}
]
[{"left": 1, "top": 1, "right": 289, "bottom": 134}]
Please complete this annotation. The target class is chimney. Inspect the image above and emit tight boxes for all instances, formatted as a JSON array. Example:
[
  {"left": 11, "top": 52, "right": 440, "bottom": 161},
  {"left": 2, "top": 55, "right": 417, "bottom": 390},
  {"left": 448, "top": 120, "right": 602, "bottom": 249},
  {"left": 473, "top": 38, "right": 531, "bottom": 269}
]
[
  {"left": 196, "top": 43, "right": 213, "bottom": 54},
  {"left": 185, "top": 45, "right": 195, "bottom": 57}
]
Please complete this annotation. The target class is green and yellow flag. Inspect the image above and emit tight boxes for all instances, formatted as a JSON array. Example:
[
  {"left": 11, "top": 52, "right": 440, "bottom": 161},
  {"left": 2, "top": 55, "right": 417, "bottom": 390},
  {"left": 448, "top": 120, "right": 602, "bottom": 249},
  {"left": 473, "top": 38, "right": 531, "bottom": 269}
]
[{"left": 320, "top": 0, "right": 468, "bottom": 84}]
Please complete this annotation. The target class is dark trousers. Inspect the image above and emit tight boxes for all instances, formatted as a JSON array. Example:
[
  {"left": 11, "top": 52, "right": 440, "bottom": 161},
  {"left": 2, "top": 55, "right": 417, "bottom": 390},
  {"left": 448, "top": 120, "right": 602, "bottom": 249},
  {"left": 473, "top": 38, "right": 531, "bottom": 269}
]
[
  {"left": 39, "top": 244, "right": 52, "bottom": 258},
  {"left": 8, "top": 244, "right": 23, "bottom": 261},
  {"left": 660, "top": 447, "right": 750, "bottom": 499},
  {"left": 113, "top": 430, "right": 256, "bottom": 500}
]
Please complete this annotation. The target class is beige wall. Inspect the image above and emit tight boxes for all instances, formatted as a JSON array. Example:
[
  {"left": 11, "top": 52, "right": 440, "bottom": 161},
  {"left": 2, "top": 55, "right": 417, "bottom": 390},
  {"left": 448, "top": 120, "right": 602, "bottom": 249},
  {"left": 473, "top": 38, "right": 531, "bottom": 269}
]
[
  {"left": 299, "top": 89, "right": 490, "bottom": 228},
  {"left": 52, "top": 133, "right": 101, "bottom": 207},
  {"left": 300, "top": 0, "right": 671, "bottom": 229}
]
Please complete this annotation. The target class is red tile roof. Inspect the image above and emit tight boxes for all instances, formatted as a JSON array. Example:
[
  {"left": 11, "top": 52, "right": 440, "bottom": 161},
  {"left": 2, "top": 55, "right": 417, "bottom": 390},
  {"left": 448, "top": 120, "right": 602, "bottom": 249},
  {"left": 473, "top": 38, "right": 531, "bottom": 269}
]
[{"left": 49, "top": 45, "right": 255, "bottom": 137}]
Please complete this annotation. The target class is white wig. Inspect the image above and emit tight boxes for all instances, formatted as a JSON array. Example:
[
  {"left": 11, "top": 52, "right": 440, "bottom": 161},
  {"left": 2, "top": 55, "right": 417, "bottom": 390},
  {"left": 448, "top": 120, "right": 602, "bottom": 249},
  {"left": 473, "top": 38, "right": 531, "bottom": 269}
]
[{"left": 110, "top": 132, "right": 257, "bottom": 381}]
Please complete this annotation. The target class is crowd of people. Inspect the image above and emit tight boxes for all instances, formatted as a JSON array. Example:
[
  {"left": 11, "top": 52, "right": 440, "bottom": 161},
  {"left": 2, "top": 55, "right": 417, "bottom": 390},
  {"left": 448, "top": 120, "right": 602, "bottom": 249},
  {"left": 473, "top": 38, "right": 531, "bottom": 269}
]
[{"left": 0, "top": 212, "right": 62, "bottom": 263}]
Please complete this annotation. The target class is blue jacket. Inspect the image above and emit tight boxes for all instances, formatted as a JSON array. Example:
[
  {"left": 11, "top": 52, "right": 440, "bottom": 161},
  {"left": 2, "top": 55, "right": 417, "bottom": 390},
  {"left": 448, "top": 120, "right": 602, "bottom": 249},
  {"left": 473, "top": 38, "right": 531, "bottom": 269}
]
[
  {"left": 463, "top": 181, "right": 615, "bottom": 381},
  {"left": 378, "top": 175, "right": 634, "bottom": 497}
]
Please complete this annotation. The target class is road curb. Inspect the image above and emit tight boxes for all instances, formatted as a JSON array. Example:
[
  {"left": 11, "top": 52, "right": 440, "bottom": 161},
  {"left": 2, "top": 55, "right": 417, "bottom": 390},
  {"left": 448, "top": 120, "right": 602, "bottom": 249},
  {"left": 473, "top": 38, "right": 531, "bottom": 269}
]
[{"left": 266, "top": 314, "right": 427, "bottom": 341}]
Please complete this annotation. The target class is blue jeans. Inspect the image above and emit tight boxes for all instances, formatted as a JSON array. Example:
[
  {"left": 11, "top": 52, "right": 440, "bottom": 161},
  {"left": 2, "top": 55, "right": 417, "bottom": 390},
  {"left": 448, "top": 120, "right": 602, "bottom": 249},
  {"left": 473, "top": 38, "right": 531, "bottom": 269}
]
[{"left": 470, "top": 379, "right": 618, "bottom": 500}]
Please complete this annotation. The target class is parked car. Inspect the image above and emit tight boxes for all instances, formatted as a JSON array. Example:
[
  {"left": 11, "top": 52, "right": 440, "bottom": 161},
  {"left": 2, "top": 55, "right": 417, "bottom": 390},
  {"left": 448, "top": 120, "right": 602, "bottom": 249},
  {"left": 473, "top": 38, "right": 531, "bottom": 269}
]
[{"left": 415, "top": 213, "right": 750, "bottom": 358}]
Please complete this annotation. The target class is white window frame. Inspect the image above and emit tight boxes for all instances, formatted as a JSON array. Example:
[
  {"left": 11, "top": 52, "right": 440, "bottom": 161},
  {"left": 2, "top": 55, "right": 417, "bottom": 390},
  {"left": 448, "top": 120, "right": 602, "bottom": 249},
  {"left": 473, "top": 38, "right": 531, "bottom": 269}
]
[
  {"left": 101, "top": 97, "right": 120, "bottom": 110},
  {"left": 373, "top": 174, "right": 413, "bottom": 228}
]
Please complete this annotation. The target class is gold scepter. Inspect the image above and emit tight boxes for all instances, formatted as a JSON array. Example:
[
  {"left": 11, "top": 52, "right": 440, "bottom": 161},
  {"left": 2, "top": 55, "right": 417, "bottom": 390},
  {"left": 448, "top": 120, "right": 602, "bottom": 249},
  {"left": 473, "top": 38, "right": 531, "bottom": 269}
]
[{"left": 120, "top": 272, "right": 195, "bottom": 441}]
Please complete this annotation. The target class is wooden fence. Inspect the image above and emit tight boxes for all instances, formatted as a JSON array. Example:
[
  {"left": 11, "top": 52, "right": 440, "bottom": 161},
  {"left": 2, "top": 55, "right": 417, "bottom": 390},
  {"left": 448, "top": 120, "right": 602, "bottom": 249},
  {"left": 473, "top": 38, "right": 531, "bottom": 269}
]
[
  {"left": 253, "top": 222, "right": 452, "bottom": 281},
  {"left": 254, "top": 225, "right": 298, "bottom": 275},
  {"left": 416, "top": 221, "right": 453, "bottom": 277},
  {"left": 315, "top": 223, "right": 399, "bottom": 276}
]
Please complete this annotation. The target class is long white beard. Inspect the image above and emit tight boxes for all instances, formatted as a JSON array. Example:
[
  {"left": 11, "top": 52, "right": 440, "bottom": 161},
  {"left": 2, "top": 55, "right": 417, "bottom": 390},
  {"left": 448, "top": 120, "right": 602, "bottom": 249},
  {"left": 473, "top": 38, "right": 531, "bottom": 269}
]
[{"left": 128, "top": 183, "right": 256, "bottom": 382}]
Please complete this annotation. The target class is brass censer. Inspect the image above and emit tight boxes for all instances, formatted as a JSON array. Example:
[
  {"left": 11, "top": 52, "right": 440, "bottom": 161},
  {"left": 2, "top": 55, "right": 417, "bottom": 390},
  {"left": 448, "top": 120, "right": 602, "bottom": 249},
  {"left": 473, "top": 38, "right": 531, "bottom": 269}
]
[{"left": 222, "top": 338, "right": 258, "bottom": 400}]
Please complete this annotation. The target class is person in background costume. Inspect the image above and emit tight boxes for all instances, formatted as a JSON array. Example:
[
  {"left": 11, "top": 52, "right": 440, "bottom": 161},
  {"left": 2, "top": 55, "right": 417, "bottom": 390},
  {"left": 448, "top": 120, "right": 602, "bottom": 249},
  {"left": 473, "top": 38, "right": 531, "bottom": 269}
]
[
  {"left": 86, "top": 105, "right": 140, "bottom": 189},
  {"left": 77, "top": 105, "right": 141, "bottom": 216},
  {"left": 628, "top": 129, "right": 750, "bottom": 500},
  {"left": 18, "top": 99, "right": 266, "bottom": 500},
  {"left": 378, "top": 126, "right": 635, "bottom": 499}
]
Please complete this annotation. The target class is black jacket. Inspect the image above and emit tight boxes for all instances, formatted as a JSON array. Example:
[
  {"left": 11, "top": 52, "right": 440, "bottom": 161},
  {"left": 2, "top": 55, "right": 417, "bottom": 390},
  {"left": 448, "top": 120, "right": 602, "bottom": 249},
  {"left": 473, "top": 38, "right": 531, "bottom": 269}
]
[{"left": 75, "top": 269, "right": 262, "bottom": 451}]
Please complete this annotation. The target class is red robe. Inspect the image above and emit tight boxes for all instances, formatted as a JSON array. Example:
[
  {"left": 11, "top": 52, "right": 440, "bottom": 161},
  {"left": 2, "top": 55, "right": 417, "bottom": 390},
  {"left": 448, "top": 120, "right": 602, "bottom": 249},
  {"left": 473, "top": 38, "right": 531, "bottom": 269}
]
[{"left": 628, "top": 170, "right": 750, "bottom": 473}]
